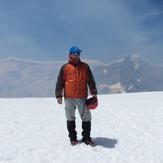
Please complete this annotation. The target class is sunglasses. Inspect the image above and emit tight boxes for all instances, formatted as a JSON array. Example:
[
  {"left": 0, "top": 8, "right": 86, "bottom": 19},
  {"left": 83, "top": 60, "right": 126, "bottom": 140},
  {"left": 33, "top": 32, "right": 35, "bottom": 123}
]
[{"left": 70, "top": 52, "right": 80, "bottom": 55}]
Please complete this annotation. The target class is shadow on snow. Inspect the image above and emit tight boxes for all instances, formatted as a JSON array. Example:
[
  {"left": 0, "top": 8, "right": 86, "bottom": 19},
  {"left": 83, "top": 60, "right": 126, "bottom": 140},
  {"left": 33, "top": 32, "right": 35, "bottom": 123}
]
[{"left": 93, "top": 137, "right": 118, "bottom": 148}]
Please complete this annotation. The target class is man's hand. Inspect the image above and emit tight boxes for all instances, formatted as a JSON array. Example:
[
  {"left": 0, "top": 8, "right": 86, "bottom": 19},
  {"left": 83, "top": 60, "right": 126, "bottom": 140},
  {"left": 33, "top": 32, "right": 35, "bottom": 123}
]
[
  {"left": 92, "top": 94, "right": 97, "bottom": 98},
  {"left": 57, "top": 97, "right": 62, "bottom": 104}
]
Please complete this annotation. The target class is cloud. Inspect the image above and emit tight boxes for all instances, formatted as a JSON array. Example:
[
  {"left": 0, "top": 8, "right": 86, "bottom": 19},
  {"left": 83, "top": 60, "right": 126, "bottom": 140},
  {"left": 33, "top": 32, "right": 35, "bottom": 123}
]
[
  {"left": 141, "top": 9, "right": 163, "bottom": 18},
  {"left": 0, "top": 0, "right": 162, "bottom": 63},
  {"left": 0, "top": 35, "right": 47, "bottom": 58}
]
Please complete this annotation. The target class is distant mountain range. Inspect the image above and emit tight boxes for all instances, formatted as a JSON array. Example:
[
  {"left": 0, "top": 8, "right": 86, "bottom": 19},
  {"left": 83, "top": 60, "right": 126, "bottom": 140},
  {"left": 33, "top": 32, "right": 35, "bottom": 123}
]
[{"left": 0, "top": 54, "right": 163, "bottom": 97}]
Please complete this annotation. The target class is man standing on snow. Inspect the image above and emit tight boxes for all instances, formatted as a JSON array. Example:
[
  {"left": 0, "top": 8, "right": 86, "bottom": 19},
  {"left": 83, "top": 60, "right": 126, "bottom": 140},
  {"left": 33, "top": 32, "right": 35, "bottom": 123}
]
[{"left": 55, "top": 46, "right": 97, "bottom": 146}]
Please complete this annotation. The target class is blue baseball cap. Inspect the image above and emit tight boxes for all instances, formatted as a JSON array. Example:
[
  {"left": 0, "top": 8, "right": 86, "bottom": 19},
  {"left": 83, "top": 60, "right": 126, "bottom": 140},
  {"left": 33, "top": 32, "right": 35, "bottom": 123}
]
[{"left": 69, "top": 46, "right": 82, "bottom": 55}]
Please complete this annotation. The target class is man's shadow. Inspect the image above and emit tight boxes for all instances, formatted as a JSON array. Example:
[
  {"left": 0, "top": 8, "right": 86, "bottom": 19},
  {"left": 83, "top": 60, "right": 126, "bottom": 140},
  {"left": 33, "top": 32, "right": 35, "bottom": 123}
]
[{"left": 93, "top": 137, "right": 118, "bottom": 148}]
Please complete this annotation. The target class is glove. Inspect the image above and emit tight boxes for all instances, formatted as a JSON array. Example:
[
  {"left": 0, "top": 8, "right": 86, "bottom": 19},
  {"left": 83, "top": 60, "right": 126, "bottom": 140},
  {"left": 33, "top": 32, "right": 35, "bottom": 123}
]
[{"left": 57, "top": 97, "right": 62, "bottom": 104}]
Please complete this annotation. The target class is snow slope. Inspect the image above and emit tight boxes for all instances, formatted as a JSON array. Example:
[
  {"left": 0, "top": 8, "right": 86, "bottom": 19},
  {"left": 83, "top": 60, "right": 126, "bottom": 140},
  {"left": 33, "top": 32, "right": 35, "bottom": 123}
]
[{"left": 0, "top": 92, "right": 163, "bottom": 163}]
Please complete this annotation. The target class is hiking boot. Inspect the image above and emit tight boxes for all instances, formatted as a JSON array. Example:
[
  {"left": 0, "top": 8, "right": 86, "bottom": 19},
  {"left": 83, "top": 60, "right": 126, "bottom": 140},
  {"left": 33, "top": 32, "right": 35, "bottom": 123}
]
[
  {"left": 82, "top": 139, "right": 95, "bottom": 146},
  {"left": 70, "top": 140, "right": 79, "bottom": 146}
]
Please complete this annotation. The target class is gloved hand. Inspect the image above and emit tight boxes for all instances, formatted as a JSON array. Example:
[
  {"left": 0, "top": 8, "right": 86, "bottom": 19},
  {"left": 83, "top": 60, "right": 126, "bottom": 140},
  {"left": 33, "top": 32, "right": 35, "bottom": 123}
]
[{"left": 57, "top": 97, "right": 62, "bottom": 104}]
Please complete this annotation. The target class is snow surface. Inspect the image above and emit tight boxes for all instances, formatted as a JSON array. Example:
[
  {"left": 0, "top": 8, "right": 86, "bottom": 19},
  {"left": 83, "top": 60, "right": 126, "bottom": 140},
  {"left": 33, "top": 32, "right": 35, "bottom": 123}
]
[{"left": 0, "top": 92, "right": 163, "bottom": 163}]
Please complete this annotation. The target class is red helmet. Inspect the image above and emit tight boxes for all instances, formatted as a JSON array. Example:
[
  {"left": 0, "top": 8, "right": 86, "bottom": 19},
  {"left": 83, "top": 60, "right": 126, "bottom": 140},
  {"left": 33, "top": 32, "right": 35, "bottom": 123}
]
[{"left": 85, "top": 96, "right": 98, "bottom": 110}]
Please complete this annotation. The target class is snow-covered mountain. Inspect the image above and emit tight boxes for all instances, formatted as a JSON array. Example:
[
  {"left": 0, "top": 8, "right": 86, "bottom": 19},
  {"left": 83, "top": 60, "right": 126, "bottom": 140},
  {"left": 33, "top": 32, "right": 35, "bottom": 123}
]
[
  {"left": 0, "top": 55, "right": 163, "bottom": 97},
  {"left": 0, "top": 92, "right": 163, "bottom": 163},
  {"left": 0, "top": 57, "right": 63, "bottom": 97},
  {"left": 94, "top": 54, "right": 163, "bottom": 93}
]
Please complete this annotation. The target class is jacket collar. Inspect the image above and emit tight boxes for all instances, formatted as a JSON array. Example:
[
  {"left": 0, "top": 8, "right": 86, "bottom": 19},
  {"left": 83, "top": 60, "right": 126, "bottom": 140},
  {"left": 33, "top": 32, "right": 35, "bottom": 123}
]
[{"left": 69, "top": 59, "right": 81, "bottom": 67}]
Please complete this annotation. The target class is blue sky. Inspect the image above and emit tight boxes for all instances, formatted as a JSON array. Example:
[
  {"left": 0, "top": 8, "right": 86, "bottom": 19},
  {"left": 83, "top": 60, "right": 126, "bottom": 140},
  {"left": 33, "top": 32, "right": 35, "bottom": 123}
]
[{"left": 0, "top": 0, "right": 163, "bottom": 63}]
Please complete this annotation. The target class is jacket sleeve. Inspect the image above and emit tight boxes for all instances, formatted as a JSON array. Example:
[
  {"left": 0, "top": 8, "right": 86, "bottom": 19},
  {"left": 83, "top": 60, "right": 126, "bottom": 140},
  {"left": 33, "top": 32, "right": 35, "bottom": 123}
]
[
  {"left": 55, "top": 65, "right": 65, "bottom": 98},
  {"left": 87, "top": 65, "right": 98, "bottom": 95}
]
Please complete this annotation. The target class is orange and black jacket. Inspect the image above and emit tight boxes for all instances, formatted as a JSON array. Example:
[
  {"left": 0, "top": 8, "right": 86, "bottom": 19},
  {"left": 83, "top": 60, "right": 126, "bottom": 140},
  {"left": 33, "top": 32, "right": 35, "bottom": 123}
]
[{"left": 55, "top": 60, "right": 97, "bottom": 98}]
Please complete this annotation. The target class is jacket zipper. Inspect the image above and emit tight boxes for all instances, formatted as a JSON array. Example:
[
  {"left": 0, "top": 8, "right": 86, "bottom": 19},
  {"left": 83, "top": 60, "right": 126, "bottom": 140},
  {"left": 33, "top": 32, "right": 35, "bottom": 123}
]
[{"left": 76, "top": 67, "right": 79, "bottom": 96}]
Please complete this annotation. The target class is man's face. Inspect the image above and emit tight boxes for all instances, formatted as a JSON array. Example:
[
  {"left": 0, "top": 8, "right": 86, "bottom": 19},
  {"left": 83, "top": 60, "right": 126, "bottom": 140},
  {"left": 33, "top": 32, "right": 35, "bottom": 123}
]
[{"left": 69, "top": 53, "right": 80, "bottom": 64}]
